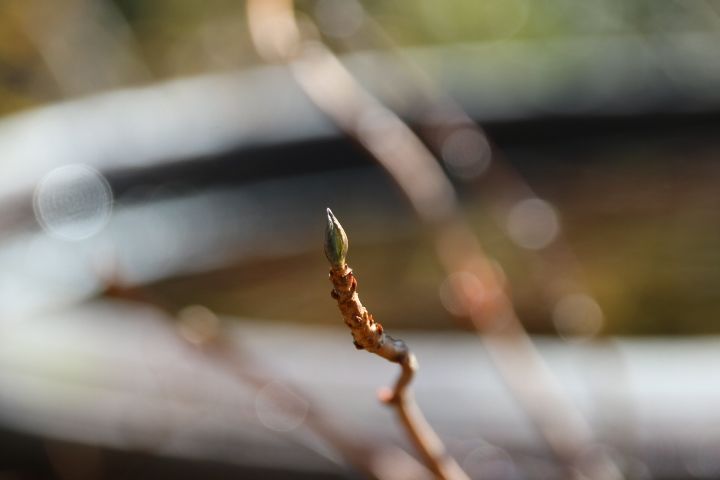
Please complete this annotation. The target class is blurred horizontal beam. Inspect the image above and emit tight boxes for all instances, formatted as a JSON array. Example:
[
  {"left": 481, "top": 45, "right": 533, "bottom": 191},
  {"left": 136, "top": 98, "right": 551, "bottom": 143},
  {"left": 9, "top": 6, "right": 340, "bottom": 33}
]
[
  {"left": 0, "top": 32, "right": 719, "bottom": 205},
  {"left": 0, "top": 301, "right": 717, "bottom": 478},
  {"left": 0, "top": 167, "right": 416, "bottom": 319}
]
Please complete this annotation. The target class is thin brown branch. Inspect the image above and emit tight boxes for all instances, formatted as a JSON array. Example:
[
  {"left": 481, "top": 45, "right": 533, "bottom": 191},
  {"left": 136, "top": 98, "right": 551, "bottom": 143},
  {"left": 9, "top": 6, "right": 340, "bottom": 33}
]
[
  {"left": 326, "top": 210, "right": 468, "bottom": 480},
  {"left": 382, "top": 353, "right": 465, "bottom": 480}
]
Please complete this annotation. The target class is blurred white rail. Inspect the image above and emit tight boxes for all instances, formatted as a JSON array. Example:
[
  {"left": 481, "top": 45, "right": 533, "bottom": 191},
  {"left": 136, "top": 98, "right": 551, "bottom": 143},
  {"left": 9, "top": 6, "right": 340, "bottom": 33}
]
[
  {"left": 0, "top": 33, "right": 718, "bottom": 204},
  {"left": 0, "top": 301, "right": 718, "bottom": 478}
]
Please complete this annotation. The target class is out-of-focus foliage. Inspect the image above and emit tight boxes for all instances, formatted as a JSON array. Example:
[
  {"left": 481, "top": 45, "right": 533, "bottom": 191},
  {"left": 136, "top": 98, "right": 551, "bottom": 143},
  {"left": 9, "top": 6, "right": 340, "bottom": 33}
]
[
  {"left": 0, "top": 3, "right": 59, "bottom": 115},
  {"left": 111, "top": 0, "right": 258, "bottom": 76},
  {"left": 2, "top": 0, "right": 720, "bottom": 115},
  {"left": 364, "top": 0, "right": 720, "bottom": 44}
]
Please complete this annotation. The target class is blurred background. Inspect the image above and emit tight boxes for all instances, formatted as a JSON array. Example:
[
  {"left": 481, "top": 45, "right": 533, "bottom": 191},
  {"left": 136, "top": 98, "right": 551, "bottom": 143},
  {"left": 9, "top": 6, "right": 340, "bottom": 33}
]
[{"left": 1, "top": 0, "right": 720, "bottom": 479}]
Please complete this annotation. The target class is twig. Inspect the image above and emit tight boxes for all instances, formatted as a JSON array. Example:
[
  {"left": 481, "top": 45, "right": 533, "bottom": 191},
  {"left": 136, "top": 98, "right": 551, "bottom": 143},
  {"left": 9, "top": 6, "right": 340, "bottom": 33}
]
[{"left": 325, "top": 208, "right": 469, "bottom": 480}]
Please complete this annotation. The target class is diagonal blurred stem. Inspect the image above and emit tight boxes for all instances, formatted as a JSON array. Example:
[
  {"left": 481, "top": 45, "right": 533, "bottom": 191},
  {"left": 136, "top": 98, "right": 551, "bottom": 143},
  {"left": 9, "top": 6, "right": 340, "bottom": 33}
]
[
  {"left": 346, "top": 13, "right": 614, "bottom": 344},
  {"left": 195, "top": 333, "right": 434, "bottom": 480},
  {"left": 246, "top": 1, "right": 621, "bottom": 478},
  {"left": 101, "top": 268, "right": 433, "bottom": 480}
]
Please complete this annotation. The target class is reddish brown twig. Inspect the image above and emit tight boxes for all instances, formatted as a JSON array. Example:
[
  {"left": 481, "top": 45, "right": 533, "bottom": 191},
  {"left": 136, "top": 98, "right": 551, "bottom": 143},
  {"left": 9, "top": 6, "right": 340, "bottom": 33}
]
[{"left": 325, "top": 209, "right": 468, "bottom": 480}]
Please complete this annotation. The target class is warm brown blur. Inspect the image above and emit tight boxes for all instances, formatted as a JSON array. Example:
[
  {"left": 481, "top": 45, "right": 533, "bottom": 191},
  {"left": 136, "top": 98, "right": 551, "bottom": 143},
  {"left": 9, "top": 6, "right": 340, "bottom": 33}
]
[{"left": 0, "top": 1, "right": 719, "bottom": 479}]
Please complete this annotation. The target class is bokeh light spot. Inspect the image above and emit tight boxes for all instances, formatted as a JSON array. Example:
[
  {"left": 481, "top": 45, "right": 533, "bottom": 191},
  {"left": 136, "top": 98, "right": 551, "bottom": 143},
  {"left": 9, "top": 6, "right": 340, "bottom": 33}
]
[
  {"left": 314, "top": 0, "right": 365, "bottom": 39},
  {"left": 178, "top": 305, "right": 221, "bottom": 346},
  {"left": 506, "top": 198, "right": 559, "bottom": 250},
  {"left": 255, "top": 381, "right": 309, "bottom": 432},
  {"left": 33, "top": 165, "right": 113, "bottom": 241},
  {"left": 462, "top": 445, "right": 517, "bottom": 479},
  {"left": 441, "top": 128, "right": 492, "bottom": 180},
  {"left": 552, "top": 293, "right": 604, "bottom": 341},
  {"left": 438, "top": 271, "right": 485, "bottom": 317}
]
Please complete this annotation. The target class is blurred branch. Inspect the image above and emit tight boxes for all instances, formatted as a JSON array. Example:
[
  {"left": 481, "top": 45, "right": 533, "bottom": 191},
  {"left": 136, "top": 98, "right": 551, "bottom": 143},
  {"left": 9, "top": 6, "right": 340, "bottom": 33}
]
[
  {"left": 325, "top": 208, "right": 468, "bottom": 480},
  {"left": 347, "top": 11, "right": 616, "bottom": 342},
  {"left": 178, "top": 306, "right": 433, "bottom": 480},
  {"left": 100, "top": 265, "right": 432, "bottom": 480}
]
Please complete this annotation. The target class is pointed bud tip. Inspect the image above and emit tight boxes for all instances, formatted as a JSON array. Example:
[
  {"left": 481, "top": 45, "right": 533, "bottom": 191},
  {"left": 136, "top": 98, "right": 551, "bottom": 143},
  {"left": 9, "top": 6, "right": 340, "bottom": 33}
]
[{"left": 324, "top": 207, "right": 348, "bottom": 267}]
